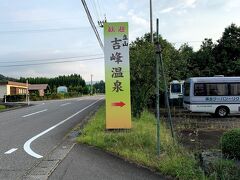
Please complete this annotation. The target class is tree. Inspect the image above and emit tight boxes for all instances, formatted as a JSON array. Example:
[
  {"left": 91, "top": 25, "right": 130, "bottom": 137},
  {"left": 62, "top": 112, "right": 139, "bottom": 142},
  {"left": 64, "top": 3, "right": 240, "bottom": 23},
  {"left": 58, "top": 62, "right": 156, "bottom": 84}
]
[
  {"left": 0, "top": 74, "right": 17, "bottom": 82},
  {"left": 130, "top": 34, "right": 155, "bottom": 117},
  {"left": 93, "top": 80, "right": 105, "bottom": 93},
  {"left": 178, "top": 43, "right": 194, "bottom": 78},
  {"left": 130, "top": 33, "right": 180, "bottom": 117},
  {"left": 19, "top": 74, "right": 87, "bottom": 94},
  {"left": 190, "top": 38, "right": 216, "bottom": 76},
  {"left": 214, "top": 24, "right": 240, "bottom": 76}
]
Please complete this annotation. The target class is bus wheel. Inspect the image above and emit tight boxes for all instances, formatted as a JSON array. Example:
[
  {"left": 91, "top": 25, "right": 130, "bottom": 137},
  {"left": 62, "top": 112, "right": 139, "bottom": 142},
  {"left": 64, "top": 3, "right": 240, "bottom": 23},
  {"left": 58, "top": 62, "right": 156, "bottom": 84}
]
[{"left": 215, "top": 106, "right": 229, "bottom": 117}]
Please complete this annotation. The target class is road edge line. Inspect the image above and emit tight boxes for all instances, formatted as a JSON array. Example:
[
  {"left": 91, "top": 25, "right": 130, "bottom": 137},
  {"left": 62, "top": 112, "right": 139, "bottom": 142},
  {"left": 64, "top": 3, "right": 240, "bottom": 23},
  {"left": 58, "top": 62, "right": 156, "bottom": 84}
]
[{"left": 23, "top": 98, "right": 104, "bottom": 159}]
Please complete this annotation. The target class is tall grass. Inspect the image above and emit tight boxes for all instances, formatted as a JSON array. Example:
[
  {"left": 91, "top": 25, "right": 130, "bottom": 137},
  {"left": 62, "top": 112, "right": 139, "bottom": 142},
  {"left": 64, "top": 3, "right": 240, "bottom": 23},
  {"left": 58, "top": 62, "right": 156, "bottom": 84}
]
[
  {"left": 78, "top": 105, "right": 204, "bottom": 179},
  {"left": 0, "top": 105, "right": 6, "bottom": 110}
]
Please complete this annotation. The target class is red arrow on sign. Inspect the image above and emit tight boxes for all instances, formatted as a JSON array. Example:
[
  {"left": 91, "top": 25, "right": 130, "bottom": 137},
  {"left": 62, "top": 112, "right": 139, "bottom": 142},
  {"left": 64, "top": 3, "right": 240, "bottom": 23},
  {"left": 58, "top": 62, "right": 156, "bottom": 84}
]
[{"left": 112, "top": 101, "right": 126, "bottom": 107}]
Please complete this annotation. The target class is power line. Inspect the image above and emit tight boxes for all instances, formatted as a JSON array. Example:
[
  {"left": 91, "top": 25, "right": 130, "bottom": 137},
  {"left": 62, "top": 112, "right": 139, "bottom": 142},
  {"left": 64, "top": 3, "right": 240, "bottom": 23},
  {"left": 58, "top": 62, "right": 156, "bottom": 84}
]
[
  {"left": 0, "top": 17, "right": 82, "bottom": 25},
  {"left": 0, "top": 53, "right": 103, "bottom": 63},
  {"left": 99, "top": 0, "right": 106, "bottom": 16},
  {"left": 81, "top": 0, "right": 104, "bottom": 51},
  {"left": 0, "top": 26, "right": 90, "bottom": 34},
  {"left": 171, "top": 41, "right": 203, "bottom": 44},
  {"left": 95, "top": 0, "right": 107, "bottom": 28},
  {"left": 171, "top": 39, "right": 217, "bottom": 44},
  {"left": 96, "top": 0, "right": 104, "bottom": 19},
  {"left": 0, "top": 56, "right": 104, "bottom": 68},
  {"left": 89, "top": 0, "right": 101, "bottom": 21}
]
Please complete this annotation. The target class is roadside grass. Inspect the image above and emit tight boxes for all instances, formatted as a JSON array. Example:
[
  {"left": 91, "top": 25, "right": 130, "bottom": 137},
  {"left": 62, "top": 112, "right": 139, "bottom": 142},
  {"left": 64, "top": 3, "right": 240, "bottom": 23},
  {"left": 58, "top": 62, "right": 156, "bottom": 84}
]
[
  {"left": 0, "top": 105, "right": 6, "bottom": 111},
  {"left": 208, "top": 159, "right": 240, "bottom": 180},
  {"left": 77, "top": 105, "right": 204, "bottom": 179}
]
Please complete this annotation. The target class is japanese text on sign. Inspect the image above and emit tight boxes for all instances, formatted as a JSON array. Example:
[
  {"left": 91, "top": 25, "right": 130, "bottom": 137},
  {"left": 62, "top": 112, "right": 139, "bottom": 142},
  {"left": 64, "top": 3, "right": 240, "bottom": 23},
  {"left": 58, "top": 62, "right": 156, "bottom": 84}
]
[{"left": 104, "top": 22, "right": 131, "bottom": 129}]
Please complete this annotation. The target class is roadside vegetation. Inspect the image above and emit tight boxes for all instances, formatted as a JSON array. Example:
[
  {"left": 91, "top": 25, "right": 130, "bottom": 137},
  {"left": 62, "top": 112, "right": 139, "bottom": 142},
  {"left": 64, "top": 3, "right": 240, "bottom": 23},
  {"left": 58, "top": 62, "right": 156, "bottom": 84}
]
[
  {"left": 0, "top": 104, "right": 6, "bottom": 111},
  {"left": 29, "top": 92, "right": 83, "bottom": 101},
  {"left": 78, "top": 23, "right": 240, "bottom": 179},
  {"left": 3, "top": 93, "right": 84, "bottom": 102},
  {"left": 78, "top": 106, "right": 240, "bottom": 179},
  {"left": 221, "top": 128, "right": 240, "bottom": 159},
  {"left": 78, "top": 106, "right": 204, "bottom": 179}
]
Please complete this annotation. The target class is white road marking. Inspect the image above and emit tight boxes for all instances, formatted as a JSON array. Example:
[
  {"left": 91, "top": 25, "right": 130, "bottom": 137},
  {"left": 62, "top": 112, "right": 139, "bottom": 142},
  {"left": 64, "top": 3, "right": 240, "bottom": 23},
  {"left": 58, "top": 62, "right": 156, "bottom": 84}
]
[
  {"left": 4, "top": 148, "right": 18, "bottom": 154},
  {"left": 23, "top": 98, "right": 104, "bottom": 159},
  {"left": 60, "top": 102, "right": 71, "bottom": 107},
  {"left": 22, "top": 109, "right": 48, "bottom": 118}
]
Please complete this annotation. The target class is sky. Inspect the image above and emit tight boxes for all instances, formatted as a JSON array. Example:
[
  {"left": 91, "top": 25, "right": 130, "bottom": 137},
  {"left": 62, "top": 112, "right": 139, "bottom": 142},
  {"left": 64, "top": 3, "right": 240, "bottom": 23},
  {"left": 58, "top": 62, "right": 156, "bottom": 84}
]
[{"left": 0, "top": 0, "right": 239, "bottom": 82}]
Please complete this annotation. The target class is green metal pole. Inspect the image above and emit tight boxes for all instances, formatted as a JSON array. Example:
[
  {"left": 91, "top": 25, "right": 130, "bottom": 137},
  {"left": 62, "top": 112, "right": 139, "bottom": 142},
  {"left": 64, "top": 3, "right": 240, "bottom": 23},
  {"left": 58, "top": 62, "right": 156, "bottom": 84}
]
[
  {"left": 155, "top": 18, "right": 160, "bottom": 156},
  {"left": 159, "top": 53, "right": 175, "bottom": 139}
]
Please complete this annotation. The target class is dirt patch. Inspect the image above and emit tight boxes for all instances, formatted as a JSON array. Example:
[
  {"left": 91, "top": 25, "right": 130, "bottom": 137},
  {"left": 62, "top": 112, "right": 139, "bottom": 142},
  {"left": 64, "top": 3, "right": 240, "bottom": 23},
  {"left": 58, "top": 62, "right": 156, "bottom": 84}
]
[
  {"left": 178, "top": 129, "right": 226, "bottom": 150},
  {"left": 161, "top": 108, "right": 240, "bottom": 151}
]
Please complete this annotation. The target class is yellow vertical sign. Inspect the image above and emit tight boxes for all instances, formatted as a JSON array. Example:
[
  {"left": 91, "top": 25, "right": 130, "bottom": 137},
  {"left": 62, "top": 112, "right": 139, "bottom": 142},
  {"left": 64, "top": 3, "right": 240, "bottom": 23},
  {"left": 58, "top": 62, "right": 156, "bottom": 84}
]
[{"left": 104, "top": 22, "right": 131, "bottom": 129}]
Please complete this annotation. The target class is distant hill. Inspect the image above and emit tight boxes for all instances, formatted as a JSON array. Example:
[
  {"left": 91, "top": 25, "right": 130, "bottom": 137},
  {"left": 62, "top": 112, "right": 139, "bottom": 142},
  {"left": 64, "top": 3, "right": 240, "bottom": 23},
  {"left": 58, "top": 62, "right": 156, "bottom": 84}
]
[{"left": 0, "top": 74, "right": 17, "bottom": 82}]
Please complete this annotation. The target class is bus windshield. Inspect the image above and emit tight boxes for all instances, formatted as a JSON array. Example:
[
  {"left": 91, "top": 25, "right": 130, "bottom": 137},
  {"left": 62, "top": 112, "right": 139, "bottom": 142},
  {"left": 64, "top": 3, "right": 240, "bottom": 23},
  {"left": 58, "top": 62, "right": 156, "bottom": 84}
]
[{"left": 171, "top": 84, "right": 181, "bottom": 93}]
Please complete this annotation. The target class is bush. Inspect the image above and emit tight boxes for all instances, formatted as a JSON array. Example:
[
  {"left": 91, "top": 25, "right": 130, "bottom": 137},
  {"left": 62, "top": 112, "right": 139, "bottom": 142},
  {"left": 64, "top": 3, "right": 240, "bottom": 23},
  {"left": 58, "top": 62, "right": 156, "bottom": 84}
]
[
  {"left": 221, "top": 128, "right": 240, "bottom": 159},
  {"left": 29, "top": 92, "right": 82, "bottom": 101},
  {"left": 4, "top": 95, "right": 26, "bottom": 102},
  {"left": 50, "top": 93, "right": 64, "bottom": 99}
]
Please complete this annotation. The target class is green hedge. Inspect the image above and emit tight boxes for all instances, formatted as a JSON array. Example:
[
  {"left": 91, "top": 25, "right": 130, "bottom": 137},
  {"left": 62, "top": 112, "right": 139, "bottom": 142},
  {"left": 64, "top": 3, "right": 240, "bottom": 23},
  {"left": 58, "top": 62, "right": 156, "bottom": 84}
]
[
  {"left": 3, "top": 95, "right": 26, "bottom": 102},
  {"left": 221, "top": 128, "right": 240, "bottom": 159},
  {"left": 29, "top": 92, "right": 83, "bottom": 101},
  {"left": 3, "top": 92, "right": 84, "bottom": 102}
]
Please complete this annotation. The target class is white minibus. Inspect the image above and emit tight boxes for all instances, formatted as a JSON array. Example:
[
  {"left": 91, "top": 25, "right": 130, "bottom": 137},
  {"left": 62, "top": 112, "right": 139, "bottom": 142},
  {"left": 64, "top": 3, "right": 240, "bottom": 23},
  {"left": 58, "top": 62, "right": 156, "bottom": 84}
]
[
  {"left": 169, "top": 80, "right": 184, "bottom": 100},
  {"left": 183, "top": 77, "right": 240, "bottom": 117}
]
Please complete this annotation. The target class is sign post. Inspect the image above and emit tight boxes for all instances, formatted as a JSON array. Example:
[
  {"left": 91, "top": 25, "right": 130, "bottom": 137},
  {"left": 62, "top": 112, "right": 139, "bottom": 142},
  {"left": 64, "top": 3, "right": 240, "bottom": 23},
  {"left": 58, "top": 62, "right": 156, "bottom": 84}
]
[{"left": 104, "top": 22, "right": 131, "bottom": 129}]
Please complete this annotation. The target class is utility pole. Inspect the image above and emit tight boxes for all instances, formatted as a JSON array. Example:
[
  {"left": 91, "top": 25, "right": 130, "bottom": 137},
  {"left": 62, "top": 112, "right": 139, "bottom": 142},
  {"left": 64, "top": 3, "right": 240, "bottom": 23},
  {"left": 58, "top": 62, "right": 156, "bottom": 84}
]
[
  {"left": 156, "top": 23, "right": 175, "bottom": 140},
  {"left": 26, "top": 80, "right": 29, "bottom": 105},
  {"left": 81, "top": 0, "right": 104, "bottom": 51},
  {"left": 91, "top": 74, "right": 93, "bottom": 95},
  {"left": 98, "top": 15, "right": 107, "bottom": 28},
  {"left": 161, "top": 57, "right": 174, "bottom": 139},
  {"left": 155, "top": 19, "right": 160, "bottom": 156},
  {"left": 150, "top": 0, "right": 153, "bottom": 43}
]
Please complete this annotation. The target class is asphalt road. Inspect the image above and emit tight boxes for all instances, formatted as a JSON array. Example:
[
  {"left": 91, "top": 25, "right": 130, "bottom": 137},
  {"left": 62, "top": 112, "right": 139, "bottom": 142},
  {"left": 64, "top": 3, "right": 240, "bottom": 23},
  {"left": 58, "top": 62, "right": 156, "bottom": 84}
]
[
  {"left": 0, "top": 96, "right": 104, "bottom": 180},
  {"left": 49, "top": 144, "right": 166, "bottom": 180}
]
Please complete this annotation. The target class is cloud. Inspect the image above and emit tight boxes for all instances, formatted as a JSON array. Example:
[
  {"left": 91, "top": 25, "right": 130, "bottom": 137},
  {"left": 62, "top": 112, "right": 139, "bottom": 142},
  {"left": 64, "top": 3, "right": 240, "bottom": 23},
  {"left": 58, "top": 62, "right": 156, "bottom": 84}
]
[
  {"left": 1, "top": 0, "right": 239, "bottom": 81},
  {"left": 127, "top": 10, "right": 149, "bottom": 40},
  {"left": 160, "top": 7, "right": 175, "bottom": 13},
  {"left": 180, "top": 0, "right": 197, "bottom": 8},
  {"left": 159, "top": 1, "right": 197, "bottom": 15},
  {"left": 53, "top": 49, "right": 62, "bottom": 54},
  {"left": 223, "top": 0, "right": 240, "bottom": 12},
  {"left": 0, "top": 60, "right": 104, "bottom": 81},
  {"left": 118, "top": 0, "right": 129, "bottom": 11},
  {"left": 127, "top": 10, "right": 148, "bottom": 27}
]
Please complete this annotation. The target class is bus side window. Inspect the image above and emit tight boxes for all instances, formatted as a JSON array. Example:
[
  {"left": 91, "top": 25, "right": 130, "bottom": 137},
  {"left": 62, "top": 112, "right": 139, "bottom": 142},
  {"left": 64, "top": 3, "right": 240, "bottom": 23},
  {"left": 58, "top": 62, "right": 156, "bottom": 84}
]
[
  {"left": 194, "top": 83, "right": 206, "bottom": 96},
  {"left": 216, "top": 84, "right": 228, "bottom": 96},
  {"left": 207, "top": 84, "right": 218, "bottom": 96},
  {"left": 229, "top": 83, "right": 240, "bottom": 96}
]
